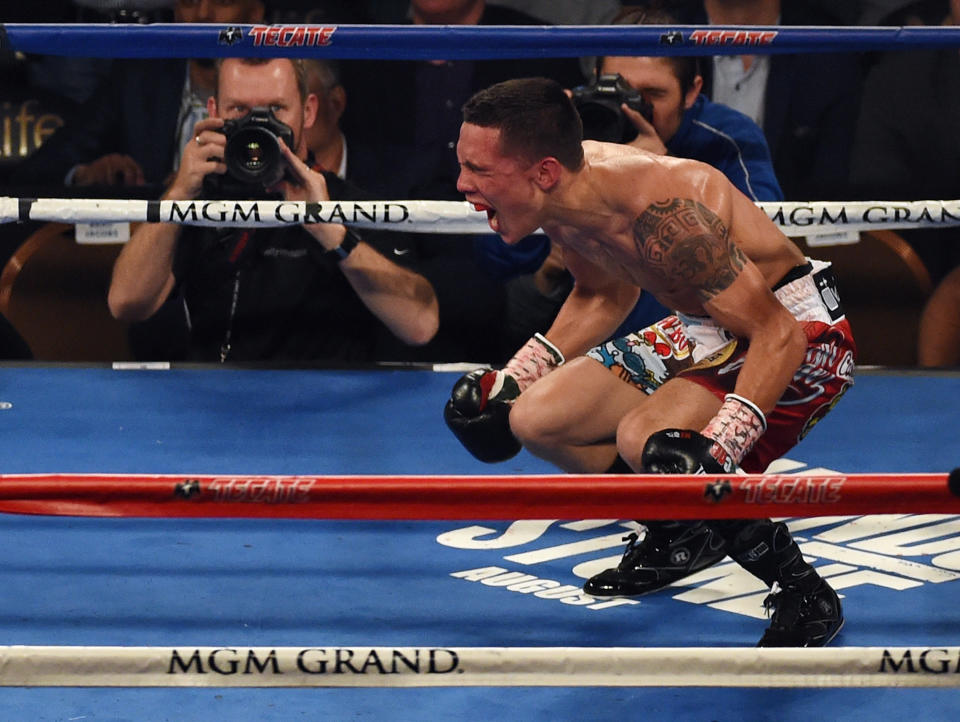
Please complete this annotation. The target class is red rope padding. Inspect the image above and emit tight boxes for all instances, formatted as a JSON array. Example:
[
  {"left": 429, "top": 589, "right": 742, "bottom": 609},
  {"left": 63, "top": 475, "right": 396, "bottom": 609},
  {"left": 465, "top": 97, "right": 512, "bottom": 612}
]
[{"left": 0, "top": 472, "right": 956, "bottom": 519}]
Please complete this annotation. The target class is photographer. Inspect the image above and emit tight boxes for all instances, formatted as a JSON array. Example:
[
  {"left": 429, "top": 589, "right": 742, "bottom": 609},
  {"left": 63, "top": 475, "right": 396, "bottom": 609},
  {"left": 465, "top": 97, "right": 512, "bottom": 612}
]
[
  {"left": 108, "top": 57, "right": 439, "bottom": 362},
  {"left": 477, "top": 5, "right": 784, "bottom": 350}
]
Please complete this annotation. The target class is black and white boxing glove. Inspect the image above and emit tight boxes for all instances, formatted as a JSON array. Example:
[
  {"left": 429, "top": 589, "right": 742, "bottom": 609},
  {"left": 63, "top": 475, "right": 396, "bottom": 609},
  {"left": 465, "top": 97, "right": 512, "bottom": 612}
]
[
  {"left": 641, "top": 429, "right": 736, "bottom": 474},
  {"left": 444, "top": 333, "right": 564, "bottom": 463},
  {"left": 444, "top": 368, "right": 522, "bottom": 462},
  {"left": 641, "top": 393, "right": 767, "bottom": 474}
]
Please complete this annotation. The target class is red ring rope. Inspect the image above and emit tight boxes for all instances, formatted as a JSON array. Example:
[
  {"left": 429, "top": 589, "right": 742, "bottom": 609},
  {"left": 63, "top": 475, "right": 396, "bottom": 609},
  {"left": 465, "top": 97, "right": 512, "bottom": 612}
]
[{"left": 0, "top": 471, "right": 955, "bottom": 519}]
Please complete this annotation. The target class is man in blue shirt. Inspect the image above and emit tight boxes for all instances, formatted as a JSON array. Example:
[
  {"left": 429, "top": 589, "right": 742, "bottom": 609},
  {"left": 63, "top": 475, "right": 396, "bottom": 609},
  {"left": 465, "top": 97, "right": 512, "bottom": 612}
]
[{"left": 476, "top": 48, "right": 782, "bottom": 341}]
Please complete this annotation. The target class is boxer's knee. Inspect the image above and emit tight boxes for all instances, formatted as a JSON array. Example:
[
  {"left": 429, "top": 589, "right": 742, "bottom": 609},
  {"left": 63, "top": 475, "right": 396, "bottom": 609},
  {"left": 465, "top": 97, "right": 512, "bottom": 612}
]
[
  {"left": 614, "top": 413, "right": 651, "bottom": 472},
  {"left": 615, "top": 378, "right": 723, "bottom": 470},
  {"left": 509, "top": 363, "right": 592, "bottom": 449},
  {"left": 512, "top": 356, "right": 647, "bottom": 455},
  {"left": 509, "top": 382, "right": 559, "bottom": 448},
  {"left": 614, "top": 400, "right": 678, "bottom": 470}
]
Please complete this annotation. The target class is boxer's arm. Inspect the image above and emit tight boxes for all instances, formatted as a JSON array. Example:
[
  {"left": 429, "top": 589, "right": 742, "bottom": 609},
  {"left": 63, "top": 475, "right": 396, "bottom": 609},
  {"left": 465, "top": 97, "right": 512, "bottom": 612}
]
[
  {"left": 634, "top": 190, "right": 805, "bottom": 472},
  {"left": 542, "top": 245, "right": 640, "bottom": 359},
  {"left": 444, "top": 333, "right": 564, "bottom": 462},
  {"left": 629, "top": 262, "right": 796, "bottom": 473},
  {"left": 634, "top": 193, "right": 804, "bottom": 415},
  {"left": 703, "top": 261, "right": 806, "bottom": 415}
]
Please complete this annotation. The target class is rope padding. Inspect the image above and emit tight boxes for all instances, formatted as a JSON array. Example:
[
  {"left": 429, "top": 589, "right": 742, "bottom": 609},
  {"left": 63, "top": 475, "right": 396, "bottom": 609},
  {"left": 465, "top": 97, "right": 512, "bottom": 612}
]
[
  {"left": 1, "top": 644, "right": 959, "bottom": 687},
  {"left": 3, "top": 197, "right": 960, "bottom": 236},
  {"left": 0, "top": 471, "right": 955, "bottom": 519},
  {"left": 6, "top": 23, "right": 960, "bottom": 60}
]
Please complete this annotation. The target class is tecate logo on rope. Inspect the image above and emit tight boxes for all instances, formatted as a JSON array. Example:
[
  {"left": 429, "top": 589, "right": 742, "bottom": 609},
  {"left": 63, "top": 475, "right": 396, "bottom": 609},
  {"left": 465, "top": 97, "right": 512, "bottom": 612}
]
[
  {"left": 247, "top": 25, "right": 337, "bottom": 48},
  {"left": 688, "top": 29, "right": 778, "bottom": 46}
]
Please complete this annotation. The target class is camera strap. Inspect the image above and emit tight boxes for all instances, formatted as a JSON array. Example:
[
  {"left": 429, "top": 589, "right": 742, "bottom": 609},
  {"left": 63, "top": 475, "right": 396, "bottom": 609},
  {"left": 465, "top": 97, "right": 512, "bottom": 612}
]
[
  {"left": 219, "top": 230, "right": 253, "bottom": 363},
  {"left": 219, "top": 271, "right": 241, "bottom": 364}
]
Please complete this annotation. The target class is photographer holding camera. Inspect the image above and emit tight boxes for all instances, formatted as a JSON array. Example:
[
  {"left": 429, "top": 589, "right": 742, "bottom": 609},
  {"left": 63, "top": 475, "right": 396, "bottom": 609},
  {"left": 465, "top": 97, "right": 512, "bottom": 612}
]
[{"left": 108, "top": 57, "right": 439, "bottom": 362}]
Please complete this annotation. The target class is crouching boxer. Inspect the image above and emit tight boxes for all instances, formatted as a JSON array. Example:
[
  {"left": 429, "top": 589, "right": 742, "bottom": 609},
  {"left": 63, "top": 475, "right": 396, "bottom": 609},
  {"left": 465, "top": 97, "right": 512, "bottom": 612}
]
[{"left": 443, "top": 77, "right": 856, "bottom": 647}]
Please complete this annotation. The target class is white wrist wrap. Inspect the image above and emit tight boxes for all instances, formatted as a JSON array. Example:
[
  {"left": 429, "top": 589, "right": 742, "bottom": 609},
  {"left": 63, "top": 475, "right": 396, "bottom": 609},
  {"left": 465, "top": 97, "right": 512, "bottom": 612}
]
[
  {"left": 503, "top": 333, "right": 564, "bottom": 393},
  {"left": 701, "top": 393, "right": 767, "bottom": 467}
]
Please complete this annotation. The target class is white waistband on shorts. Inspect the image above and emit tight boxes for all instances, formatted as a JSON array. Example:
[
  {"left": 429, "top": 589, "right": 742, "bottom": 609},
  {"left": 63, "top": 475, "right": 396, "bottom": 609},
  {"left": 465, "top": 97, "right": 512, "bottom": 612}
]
[
  {"left": 774, "top": 258, "right": 841, "bottom": 324},
  {"left": 673, "top": 312, "right": 733, "bottom": 364},
  {"left": 675, "top": 259, "right": 840, "bottom": 363}
]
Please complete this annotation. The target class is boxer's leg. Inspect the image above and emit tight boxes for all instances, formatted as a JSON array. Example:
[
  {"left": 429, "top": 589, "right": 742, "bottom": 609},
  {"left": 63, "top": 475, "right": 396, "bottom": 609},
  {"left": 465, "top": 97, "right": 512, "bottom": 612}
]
[
  {"left": 511, "top": 321, "right": 698, "bottom": 473},
  {"left": 585, "top": 378, "right": 729, "bottom": 597},
  {"left": 712, "top": 519, "right": 844, "bottom": 647},
  {"left": 509, "top": 356, "right": 647, "bottom": 473}
]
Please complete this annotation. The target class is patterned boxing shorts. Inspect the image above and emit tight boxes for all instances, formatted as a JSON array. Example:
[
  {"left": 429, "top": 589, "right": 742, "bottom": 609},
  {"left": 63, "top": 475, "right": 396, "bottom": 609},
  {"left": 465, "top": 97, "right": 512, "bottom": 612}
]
[{"left": 585, "top": 260, "right": 857, "bottom": 472}]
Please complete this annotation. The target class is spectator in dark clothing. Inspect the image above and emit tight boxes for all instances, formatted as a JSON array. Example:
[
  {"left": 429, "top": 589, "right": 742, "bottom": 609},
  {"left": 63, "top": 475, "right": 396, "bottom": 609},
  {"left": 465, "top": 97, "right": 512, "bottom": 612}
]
[
  {"left": 849, "top": 0, "right": 960, "bottom": 366},
  {"left": 343, "top": 0, "right": 585, "bottom": 199},
  {"left": 672, "top": 0, "right": 862, "bottom": 200},
  {"left": 340, "top": 0, "right": 586, "bottom": 363}
]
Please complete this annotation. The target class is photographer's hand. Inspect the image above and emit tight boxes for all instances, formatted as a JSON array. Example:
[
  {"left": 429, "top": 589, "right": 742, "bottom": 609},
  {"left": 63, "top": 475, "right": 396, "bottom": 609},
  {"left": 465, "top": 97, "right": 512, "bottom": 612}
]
[
  {"left": 164, "top": 117, "right": 227, "bottom": 201},
  {"left": 274, "top": 138, "right": 347, "bottom": 250},
  {"left": 273, "top": 139, "right": 438, "bottom": 346},
  {"left": 622, "top": 103, "right": 668, "bottom": 156}
]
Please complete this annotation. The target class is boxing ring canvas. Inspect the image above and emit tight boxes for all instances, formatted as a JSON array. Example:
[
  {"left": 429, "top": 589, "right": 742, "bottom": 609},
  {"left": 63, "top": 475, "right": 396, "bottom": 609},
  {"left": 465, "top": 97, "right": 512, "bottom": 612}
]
[{"left": 0, "top": 364, "right": 957, "bottom": 719}]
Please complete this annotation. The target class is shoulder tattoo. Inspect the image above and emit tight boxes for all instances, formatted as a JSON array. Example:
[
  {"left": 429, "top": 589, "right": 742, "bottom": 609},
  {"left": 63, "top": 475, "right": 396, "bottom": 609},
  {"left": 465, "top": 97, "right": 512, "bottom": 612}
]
[{"left": 632, "top": 198, "right": 746, "bottom": 302}]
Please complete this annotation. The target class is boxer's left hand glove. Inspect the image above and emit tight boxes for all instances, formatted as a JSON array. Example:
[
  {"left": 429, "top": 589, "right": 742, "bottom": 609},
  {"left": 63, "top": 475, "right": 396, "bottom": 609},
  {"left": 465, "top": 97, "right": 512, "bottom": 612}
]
[
  {"left": 641, "top": 393, "right": 767, "bottom": 474},
  {"left": 444, "top": 333, "right": 564, "bottom": 463}
]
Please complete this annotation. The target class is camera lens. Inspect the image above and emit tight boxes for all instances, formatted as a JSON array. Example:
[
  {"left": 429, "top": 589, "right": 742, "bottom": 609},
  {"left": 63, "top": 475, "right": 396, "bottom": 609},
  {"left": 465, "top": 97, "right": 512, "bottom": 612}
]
[
  {"left": 213, "top": 107, "right": 296, "bottom": 196},
  {"left": 225, "top": 126, "right": 282, "bottom": 184},
  {"left": 243, "top": 140, "right": 264, "bottom": 170}
]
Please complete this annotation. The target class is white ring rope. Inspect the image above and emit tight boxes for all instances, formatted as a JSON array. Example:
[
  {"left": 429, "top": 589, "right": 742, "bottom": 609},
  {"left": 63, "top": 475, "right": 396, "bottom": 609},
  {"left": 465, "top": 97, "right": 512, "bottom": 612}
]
[
  {"left": 0, "top": 645, "right": 957, "bottom": 688},
  {"left": 4, "top": 196, "right": 960, "bottom": 237}
]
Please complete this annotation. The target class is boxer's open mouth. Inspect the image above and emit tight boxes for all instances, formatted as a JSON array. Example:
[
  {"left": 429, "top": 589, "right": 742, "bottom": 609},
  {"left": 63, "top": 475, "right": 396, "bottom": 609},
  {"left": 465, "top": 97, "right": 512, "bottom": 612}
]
[{"left": 473, "top": 203, "right": 498, "bottom": 231}]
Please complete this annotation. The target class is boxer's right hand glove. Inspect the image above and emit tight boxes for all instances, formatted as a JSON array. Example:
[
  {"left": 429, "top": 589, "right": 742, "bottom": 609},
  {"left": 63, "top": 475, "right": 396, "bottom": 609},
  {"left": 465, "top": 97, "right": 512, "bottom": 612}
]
[
  {"left": 443, "top": 368, "right": 522, "bottom": 462},
  {"left": 444, "top": 333, "right": 565, "bottom": 463}
]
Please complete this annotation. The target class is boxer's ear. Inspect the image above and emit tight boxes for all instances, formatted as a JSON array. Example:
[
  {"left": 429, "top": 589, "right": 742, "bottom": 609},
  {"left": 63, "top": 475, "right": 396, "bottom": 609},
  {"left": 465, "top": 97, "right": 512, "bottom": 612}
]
[{"left": 533, "top": 157, "right": 563, "bottom": 191}]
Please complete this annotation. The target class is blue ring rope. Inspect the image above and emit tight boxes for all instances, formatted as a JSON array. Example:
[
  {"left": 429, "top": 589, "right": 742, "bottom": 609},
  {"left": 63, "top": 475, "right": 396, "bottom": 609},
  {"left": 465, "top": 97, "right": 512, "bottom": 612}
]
[{"left": 3, "top": 23, "right": 960, "bottom": 60}]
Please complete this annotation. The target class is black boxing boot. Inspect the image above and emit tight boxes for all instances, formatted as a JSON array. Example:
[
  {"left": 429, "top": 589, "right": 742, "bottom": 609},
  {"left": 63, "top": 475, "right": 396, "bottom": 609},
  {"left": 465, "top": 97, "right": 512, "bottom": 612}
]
[
  {"left": 583, "top": 519, "right": 729, "bottom": 597},
  {"left": 715, "top": 519, "right": 844, "bottom": 647},
  {"left": 585, "top": 454, "right": 729, "bottom": 596},
  {"left": 755, "top": 580, "right": 844, "bottom": 647}
]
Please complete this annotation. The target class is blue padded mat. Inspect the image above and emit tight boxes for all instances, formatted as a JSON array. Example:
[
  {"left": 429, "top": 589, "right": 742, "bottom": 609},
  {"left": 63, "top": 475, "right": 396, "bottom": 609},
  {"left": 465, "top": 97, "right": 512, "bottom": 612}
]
[{"left": 0, "top": 366, "right": 958, "bottom": 720}]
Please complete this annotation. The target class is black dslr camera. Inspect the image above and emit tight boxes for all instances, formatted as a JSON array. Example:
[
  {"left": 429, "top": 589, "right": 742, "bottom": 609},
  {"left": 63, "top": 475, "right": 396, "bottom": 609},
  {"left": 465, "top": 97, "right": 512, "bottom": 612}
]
[
  {"left": 571, "top": 73, "right": 654, "bottom": 144},
  {"left": 203, "top": 107, "right": 295, "bottom": 198}
]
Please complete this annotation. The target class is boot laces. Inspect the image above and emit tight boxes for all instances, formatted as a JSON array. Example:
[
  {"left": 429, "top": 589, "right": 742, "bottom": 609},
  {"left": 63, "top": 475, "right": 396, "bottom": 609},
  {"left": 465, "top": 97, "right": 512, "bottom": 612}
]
[
  {"left": 618, "top": 532, "right": 644, "bottom": 562},
  {"left": 762, "top": 582, "right": 805, "bottom": 628},
  {"left": 617, "top": 530, "right": 667, "bottom": 569}
]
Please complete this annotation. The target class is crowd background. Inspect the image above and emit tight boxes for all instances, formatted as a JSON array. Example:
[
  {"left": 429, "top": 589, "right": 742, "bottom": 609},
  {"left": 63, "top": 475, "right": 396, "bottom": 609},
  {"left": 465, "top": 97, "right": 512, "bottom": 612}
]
[{"left": 0, "top": 0, "right": 957, "bottom": 368}]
